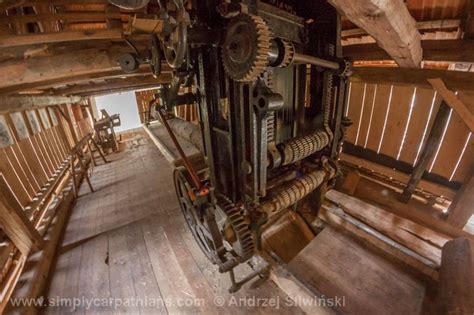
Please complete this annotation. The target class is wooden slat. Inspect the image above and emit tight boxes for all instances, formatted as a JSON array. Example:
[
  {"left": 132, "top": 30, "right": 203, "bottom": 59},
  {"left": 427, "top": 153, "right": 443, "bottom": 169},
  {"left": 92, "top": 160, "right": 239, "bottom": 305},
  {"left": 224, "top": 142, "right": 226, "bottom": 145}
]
[
  {"left": 354, "top": 83, "right": 377, "bottom": 147},
  {"left": 379, "top": 85, "right": 415, "bottom": 158},
  {"left": 398, "top": 88, "right": 439, "bottom": 164},
  {"left": 429, "top": 92, "right": 474, "bottom": 181},
  {"left": 17, "top": 139, "right": 48, "bottom": 187},
  {"left": 3, "top": 147, "right": 36, "bottom": 197},
  {"left": 364, "top": 84, "right": 393, "bottom": 151},
  {"left": 345, "top": 82, "right": 365, "bottom": 143}
]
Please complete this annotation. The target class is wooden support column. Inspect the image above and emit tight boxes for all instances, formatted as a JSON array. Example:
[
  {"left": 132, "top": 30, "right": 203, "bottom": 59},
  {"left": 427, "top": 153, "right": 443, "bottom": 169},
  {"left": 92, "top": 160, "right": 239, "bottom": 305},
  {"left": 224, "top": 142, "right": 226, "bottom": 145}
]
[
  {"left": 0, "top": 175, "right": 44, "bottom": 255},
  {"left": 329, "top": 0, "right": 422, "bottom": 67},
  {"left": 446, "top": 174, "right": 474, "bottom": 228},
  {"left": 400, "top": 102, "right": 451, "bottom": 202},
  {"left": 439, "top": 237, "right": 474, "bottom": 314}
]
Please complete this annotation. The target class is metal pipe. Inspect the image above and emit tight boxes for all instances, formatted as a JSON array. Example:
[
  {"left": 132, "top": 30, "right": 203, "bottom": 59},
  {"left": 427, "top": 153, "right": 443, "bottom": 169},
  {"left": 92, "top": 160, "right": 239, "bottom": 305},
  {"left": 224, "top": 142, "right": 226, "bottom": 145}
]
[{"left": 292, "top": 52, "right": 340, "bottom": 70}]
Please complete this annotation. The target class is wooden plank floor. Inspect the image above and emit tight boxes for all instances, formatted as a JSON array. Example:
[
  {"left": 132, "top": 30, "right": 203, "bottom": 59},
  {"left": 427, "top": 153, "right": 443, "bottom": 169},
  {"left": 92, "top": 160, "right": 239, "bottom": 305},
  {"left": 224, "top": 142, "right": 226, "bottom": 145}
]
[{"left": 46, "top": 131, "right": 303, "bottom": 314}]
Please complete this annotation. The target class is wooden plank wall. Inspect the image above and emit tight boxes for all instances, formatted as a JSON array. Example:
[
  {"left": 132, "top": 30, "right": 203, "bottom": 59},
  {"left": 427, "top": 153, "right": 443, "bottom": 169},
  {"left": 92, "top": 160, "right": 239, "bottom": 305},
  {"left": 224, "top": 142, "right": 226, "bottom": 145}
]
[
  {"left": 135, "top": 89, "right": 159, "bottom": 124},
  {"left": 344, "top": 81, "right": 473, "bottom": 197},
  {"left": 0, "top": 102, "right": 91, "bottom": 308}
]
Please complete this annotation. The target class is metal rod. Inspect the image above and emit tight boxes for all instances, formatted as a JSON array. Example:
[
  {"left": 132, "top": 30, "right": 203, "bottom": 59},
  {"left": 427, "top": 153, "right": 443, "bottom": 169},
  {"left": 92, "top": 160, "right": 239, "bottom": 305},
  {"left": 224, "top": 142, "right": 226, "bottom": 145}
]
[
  {"left": 293, "top": 52, "right": 340, "bottom": 70},
  {"left": 157, "top": 109, "right": 203, "bottom": 191}
]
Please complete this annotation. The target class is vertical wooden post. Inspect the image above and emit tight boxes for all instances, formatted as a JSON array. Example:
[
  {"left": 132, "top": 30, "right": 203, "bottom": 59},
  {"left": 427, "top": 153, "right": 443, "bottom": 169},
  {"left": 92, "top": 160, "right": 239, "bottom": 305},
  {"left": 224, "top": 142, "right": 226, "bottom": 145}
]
[
  {"left": 439, "top": 237, "right": 474, "bottom": 314},
  {"left": 446, "top": 173, "right": 474, "bottom": 228},
  {"left": 400, "top": 101, "right": 451, "bottom": 203}
]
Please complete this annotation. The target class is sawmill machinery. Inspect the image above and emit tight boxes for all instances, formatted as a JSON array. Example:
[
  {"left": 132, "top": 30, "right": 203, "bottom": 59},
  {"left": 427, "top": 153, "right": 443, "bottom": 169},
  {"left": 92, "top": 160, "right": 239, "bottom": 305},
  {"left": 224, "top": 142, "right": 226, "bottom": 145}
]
[{"left": 114, "top": 0, "right": 351, "bottom": 292}]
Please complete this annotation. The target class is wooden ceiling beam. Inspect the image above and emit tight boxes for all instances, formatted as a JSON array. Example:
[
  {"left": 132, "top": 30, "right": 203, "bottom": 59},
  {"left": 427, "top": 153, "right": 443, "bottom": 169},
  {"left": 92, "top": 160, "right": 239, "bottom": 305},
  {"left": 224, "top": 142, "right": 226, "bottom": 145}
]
[
  {"left": 344, "top": 39, "right": 474, "bottom": 63},
  {"left": 0, "top": 46, "right": 163, "bottom": 94},
  {"left": 330, "top": 0, "right": 422, "bottom": 68},
  {"left": 0, "top": 29, "right": 123, "bottom": 48},
  {"left": 342, "top": 19, "right": 461, "bottom": 38},
  {"left": 0, "top": 95, "right": 82, "bottom": 113},
  {"left": 52, "top": 75, "right": 172, "bottom": 96},
  {"left": 79, "top": 83, "right": 165, "bottom": 97},
  {"left": 1, "top": 12, "right": 125, "bottom": 24},
  {"left": 351, "top": 67, "right": 474, "bottom": 91}
]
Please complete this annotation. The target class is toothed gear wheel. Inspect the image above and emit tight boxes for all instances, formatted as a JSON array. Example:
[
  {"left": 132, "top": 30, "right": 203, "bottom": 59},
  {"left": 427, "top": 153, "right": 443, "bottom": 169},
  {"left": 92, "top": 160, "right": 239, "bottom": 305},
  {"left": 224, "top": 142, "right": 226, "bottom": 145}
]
[
  {"left": 216, "top": 195, "right": 255, "bottom": 260},
  {"left": 279, "top": 40, "right": 295, "bottom": 67},
  {"left": 222, "top": 14, "right": 271, "bottom": 82}
]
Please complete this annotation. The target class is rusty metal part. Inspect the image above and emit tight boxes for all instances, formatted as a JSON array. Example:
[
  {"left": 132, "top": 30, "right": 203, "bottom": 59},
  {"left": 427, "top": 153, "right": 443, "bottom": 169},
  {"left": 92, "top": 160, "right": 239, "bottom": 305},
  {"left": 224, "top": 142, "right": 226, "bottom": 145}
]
[
  {"left": 216, "top": 195, "right": 255, "bottom": 261},
  {"left": 271, "top": 130, "right": 330, "bottom": 168},
  {"left": 258, "top": 166, "right": 336, "bottom": 217},
  {"left": 222, "top": 14, "right": 271, "bottom": 82},
  {"left": 157, "top": 109, "right": 205, "bottom": 194}
]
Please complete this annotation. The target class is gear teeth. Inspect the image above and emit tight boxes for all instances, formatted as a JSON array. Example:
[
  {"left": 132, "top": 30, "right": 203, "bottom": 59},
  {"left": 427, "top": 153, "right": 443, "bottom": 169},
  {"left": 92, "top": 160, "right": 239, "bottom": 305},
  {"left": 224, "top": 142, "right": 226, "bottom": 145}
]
[
  {"left": 216, "top": 195, "right": 255, "bottom": 260},
  {"left": 222, "top": 14, "right": 271, "bottom": 82},
  {"left": 279, "top": 39, "right": 295, "bottom": 67}
]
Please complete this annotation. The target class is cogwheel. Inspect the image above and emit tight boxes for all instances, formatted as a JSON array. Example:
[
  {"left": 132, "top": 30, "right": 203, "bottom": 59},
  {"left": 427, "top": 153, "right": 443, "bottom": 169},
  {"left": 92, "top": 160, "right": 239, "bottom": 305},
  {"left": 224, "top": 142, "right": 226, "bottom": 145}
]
[
  {"left": 279, "top": 39, "right": 295, "bottom": 67},
  {"left": 222, "top": 14, "right": 271, "bottom": 82},
  {"left": 216, "top": 195, "right": 255, "bottom": 260}
]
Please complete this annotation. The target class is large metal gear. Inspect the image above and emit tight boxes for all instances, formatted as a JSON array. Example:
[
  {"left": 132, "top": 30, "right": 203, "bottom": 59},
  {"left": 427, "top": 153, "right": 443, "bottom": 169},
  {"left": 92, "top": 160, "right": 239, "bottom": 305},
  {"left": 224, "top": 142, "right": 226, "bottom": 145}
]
[
  {"left": 222, "top": 14, "right": 271, "bottom": 82},
  {"left": 174, "top": 166, "right": 255, "bottom": 265},
  {"left": 216, "top": 195, "right": 255, "bottom": 260}
]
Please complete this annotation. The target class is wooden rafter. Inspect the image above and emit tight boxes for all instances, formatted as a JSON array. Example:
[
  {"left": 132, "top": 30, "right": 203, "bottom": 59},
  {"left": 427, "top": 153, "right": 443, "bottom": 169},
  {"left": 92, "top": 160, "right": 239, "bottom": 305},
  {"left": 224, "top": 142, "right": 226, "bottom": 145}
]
[
  {"left": 0, "top": 95, "right": 82, "bottom": 113},
  {"left": 342, "top": 19, "right": 461, "bottom": 38},
  {"left": 329, "top": 0, "right": 422, "bottom": 68},
  {"left": 0, "top": 46, "right": 156, "bottom": 94},
  {"left": 1, "top": 12, "right": 125, "bottom": 24},
  {"left": 52, "top": 75, "right": 172, "bottom": 96},
  {"left": 351, "top": 67, "right": 474, "bottom": 91},
  {"left": 344, "top": 40, "right": 474, "bottom": 63},
  {"left": 0, "top": 29, "right": 123, "bottom": 48},
  {"left": 428, "top": 78, "right": 474, "bottom": 133}
]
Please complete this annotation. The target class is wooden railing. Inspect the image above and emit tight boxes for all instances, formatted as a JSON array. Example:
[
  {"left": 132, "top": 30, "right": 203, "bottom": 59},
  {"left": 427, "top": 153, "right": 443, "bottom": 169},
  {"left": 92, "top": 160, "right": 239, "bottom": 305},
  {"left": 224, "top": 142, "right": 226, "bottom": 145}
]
[{"left": 0, "top": 102, "right": 94, "bottom": 312}]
